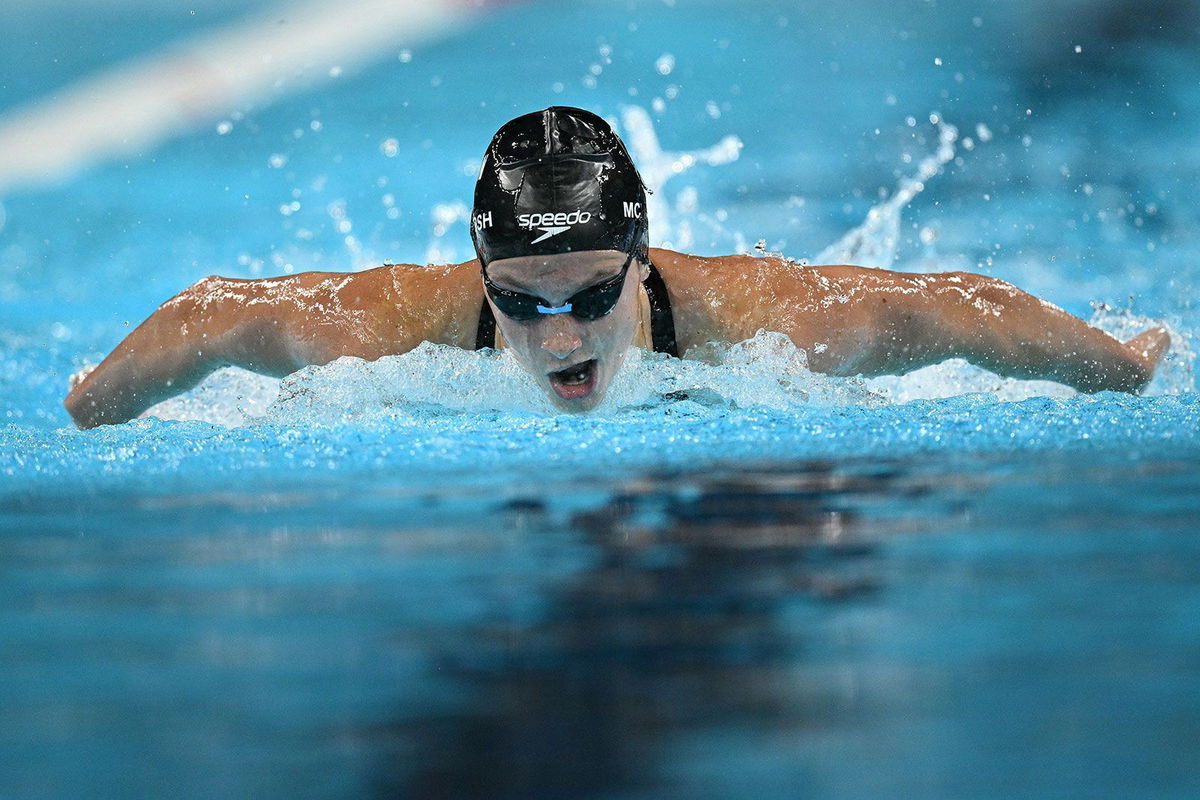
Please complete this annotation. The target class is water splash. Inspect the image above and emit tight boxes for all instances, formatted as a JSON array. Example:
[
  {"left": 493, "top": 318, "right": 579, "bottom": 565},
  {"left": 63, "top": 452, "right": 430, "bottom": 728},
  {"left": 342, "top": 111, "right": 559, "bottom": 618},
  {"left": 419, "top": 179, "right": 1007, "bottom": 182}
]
[
  {"left": 816, "top": 116, "right": 959, "bottom": 268},
  {"left": 144, "top": 332, "right": 885, "bottom": 428},
  {"left": 617, "top": 105, "right": 742, "bottom": 248},
  {"left": 264, "top": 342, "right": 553, "bottom": 424},
  {"left": 142, "top": 367, "right": 280, "bottom": 427},
  {"left": 603, "top": 331, "right": 884, "bottom": 411}
]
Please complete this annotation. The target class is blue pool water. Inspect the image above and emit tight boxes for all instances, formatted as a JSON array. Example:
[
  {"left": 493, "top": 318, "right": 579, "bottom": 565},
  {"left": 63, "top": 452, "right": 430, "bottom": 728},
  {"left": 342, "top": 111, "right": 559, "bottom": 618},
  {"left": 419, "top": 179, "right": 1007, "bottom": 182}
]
[{"left": 3, "top": 0, "right": 1200, "bottom": 796}]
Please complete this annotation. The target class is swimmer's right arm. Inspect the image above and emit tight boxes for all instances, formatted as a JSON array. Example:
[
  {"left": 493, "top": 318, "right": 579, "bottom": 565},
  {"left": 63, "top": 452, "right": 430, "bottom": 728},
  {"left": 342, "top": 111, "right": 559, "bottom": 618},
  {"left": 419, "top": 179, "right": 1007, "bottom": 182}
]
[
  {"left": 64, "top": 276, "right": 302, "bottom": 428},
  {"left": 64, "top": 264, "right": 482, "bottom": 428}
]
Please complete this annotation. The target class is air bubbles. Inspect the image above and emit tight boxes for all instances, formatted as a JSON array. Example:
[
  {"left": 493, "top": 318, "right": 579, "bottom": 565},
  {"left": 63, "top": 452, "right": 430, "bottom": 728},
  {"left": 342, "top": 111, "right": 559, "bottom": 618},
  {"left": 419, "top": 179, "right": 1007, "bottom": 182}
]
[
  {"left": 975, "top": 123, "right": 993, "bottom": 142},
  {"left": 398, "top": 49, "right": 413, "bottom": 63},
  {"left": 705, "top": 101, "right": 721, "bottom": 119},
  {"left": 215, "top": 120, "right": 233, "bottom": 135},
  {"left": 655, "top": 53, "right": 675, "bottom": 75},
  {"left": 327, "top": 200, "right": 352, "bottom": 235},
  {"left": 382, "top": 193, "right": 400, "bottom": 220},
  {"left": 279, "top": 201, "right": 301, "bottom": 216},
  {"left": 379, "top": 138, "right": 400, "bottom": 157},
  {"left": 329, "top": 65, "right": 343, "bottom": 78},
  {"left": 933, "top": 57, "right": 943, "bottom": 66},
  {"left": 310, "top": 119, "right": 323, "bottom": 132},
  {"left": 267, "top": 153, "right": 288, "bottom": 169},
  {"left": 1074, "top": 44, "right": 1083, "bottom": 54},
  {"left": 919, "top": 226, "right": 937, "bottom": 245}
]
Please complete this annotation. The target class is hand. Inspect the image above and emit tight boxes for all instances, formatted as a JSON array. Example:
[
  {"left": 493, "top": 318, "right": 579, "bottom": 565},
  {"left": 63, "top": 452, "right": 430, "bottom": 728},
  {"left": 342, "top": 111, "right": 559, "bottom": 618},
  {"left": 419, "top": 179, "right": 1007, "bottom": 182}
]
[{"left": 1124, "top": 328, "right": 1170, "bottom": 384}]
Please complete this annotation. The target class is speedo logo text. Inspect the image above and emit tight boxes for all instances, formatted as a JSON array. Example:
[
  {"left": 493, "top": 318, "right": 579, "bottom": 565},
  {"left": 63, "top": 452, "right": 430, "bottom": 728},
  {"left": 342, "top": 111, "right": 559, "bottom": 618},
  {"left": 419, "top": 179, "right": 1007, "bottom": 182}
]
[
  {"left": 517, "top": 210, "right": 593, "bottom": 229},
  {"left": 518, "top": 209, "right": 593, "bottom": 244}
]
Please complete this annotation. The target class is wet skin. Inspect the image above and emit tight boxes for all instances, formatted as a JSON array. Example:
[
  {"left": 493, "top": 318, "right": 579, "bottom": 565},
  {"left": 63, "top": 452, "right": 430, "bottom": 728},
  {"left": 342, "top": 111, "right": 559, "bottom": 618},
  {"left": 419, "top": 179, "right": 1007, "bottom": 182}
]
[{"left": 64, "top": 248, "right": 1170, "bottom": 428}]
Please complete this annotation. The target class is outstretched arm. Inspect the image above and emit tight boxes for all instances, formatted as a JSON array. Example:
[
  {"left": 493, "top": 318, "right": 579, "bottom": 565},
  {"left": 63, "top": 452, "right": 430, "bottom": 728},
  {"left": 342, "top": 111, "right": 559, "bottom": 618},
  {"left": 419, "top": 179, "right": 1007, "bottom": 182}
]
[
  {"left": 64, "top": 263, "right": 481, "bottom": 428},
  {"left": 668, "top": 253, "right": 1170, "bottom": 393},
  {"left": 784, "top": 265, "right": 1168, "bottom": 393}
]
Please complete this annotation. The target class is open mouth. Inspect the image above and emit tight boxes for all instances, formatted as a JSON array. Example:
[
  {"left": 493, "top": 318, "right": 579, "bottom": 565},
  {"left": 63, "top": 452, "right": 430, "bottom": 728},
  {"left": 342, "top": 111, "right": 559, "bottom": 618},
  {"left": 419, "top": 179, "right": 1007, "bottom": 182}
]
[{"left": 547, "top": 359, "right": 598, "bottom": 401}]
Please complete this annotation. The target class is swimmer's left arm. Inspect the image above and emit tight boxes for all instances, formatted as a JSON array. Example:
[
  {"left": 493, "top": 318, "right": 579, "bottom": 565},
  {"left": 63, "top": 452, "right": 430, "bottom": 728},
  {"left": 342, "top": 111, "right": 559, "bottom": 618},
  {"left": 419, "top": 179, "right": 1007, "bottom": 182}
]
[{"left": 768, "top": 264, "right": 1169, "bottom": 393}]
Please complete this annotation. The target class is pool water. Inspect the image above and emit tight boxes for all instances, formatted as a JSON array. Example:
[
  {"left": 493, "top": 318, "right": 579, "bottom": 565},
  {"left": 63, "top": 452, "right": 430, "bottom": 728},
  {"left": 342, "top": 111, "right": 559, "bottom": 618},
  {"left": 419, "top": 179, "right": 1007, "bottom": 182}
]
[{"left": 3, "top": 0, "right": 1200, "bottom": 796}]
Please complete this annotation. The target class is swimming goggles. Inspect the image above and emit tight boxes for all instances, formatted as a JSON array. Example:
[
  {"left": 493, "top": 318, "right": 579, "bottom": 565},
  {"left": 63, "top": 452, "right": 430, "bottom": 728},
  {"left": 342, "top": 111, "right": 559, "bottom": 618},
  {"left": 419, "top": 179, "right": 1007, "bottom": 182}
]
[{"left": 482, "top": 250, "right": 634, "bottom": 321}]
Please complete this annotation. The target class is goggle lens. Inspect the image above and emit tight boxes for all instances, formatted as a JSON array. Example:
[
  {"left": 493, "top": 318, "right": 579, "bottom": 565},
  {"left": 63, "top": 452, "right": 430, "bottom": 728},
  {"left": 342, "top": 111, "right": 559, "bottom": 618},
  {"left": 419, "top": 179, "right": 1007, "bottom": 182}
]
[{"left": 484, "top": 252, "right": 633, "bottom": 322}]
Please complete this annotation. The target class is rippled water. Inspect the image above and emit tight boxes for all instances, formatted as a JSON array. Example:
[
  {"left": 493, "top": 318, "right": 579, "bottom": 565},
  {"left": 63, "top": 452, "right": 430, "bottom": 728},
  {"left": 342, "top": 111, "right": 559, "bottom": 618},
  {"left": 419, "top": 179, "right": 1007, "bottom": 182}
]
[{"left": 3, "top": 0, "right": 1200, "bottom": 796}]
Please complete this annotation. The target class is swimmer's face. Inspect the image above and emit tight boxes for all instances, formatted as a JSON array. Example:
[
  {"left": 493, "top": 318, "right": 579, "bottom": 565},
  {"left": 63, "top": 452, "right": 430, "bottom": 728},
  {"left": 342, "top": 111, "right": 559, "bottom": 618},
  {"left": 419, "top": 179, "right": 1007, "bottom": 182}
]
[{"left": 483, "top": 250, "right": 647, "bottom": 412}]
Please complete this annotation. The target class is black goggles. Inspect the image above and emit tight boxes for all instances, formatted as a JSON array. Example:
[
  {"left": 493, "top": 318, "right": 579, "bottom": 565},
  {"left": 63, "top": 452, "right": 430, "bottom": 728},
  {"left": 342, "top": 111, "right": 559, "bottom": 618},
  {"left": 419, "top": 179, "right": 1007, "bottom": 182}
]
[{"left": 482, "top": 251, "right": 635, "bottom": 322}]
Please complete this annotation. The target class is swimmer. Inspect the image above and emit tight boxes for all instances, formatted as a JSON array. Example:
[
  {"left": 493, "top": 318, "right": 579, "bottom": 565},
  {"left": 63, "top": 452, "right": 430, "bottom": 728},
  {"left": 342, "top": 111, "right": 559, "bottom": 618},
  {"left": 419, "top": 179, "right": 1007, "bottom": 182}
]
[{"left": 64, "top": 106, "right": 1170, "bottom": 428}]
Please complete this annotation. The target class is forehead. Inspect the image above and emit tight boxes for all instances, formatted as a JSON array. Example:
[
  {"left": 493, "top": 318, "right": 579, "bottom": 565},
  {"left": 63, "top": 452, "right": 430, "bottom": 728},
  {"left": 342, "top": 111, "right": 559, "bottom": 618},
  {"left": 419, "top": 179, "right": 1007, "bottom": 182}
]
[{"left": 486, "top": 250, "right": 627, "bottom": 291}]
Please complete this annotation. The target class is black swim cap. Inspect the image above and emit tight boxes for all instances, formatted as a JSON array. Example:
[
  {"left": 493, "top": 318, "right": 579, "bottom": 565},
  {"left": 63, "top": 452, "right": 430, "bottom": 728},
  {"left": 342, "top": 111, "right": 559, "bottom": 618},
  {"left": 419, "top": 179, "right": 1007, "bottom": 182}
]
[{"left": 471, "top": 106, "right": 649, "bottom": 267}]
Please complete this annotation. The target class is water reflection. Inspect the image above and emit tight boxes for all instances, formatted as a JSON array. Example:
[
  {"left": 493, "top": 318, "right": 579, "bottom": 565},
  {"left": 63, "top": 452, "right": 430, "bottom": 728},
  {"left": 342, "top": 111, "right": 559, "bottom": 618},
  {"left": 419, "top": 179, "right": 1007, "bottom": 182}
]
[{"left": 376, "top": 463, "right": 907, "bottom": 797}]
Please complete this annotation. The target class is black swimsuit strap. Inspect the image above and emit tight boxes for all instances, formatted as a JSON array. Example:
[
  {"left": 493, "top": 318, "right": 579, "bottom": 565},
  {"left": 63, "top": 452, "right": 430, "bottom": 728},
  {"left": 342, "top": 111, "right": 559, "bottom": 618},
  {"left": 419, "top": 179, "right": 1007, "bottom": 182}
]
[
  {"left": 474, "top": 293, "right": 497, "bottom": 351},
  {"left": 473, "top": 259, "right": 678, "bottom": 357},
  {"left": 642, "top": 261, "right": 679, "bottom": 357}
]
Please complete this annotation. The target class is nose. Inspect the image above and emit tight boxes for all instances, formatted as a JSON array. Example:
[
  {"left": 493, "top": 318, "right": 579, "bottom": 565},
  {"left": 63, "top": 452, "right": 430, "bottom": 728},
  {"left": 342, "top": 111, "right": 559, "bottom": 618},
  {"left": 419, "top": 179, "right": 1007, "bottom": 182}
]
[{"left": 541, "top": 321, "right": 582, "bottom": 360}]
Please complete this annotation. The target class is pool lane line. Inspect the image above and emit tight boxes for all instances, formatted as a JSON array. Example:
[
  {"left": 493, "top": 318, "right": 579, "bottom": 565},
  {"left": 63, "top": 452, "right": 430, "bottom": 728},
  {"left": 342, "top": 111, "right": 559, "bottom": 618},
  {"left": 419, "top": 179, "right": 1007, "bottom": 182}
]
[{"left": 0, "top": 0, "right": 509, "bottom": 195}]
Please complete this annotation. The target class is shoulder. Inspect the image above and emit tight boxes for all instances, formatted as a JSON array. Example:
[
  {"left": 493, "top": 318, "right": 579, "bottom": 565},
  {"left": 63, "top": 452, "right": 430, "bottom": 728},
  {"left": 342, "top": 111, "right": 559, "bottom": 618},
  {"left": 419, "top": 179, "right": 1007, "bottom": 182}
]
[
  {"left": 648, "top": 249, "right": 821, "bottom": 348},
  {"left": 285, "top": 260, "right": 484, "bottom": 355},
  {"left": 364, "top": 260, "right": 485, "bottom": 350}
]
